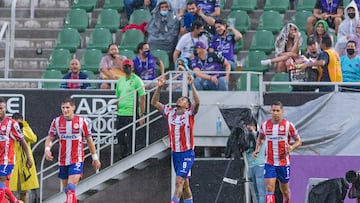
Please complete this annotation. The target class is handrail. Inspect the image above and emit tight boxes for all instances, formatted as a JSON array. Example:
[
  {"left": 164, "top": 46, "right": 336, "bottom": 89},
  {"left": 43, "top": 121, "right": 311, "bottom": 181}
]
[
  {"left": 10, "top": 0, "right": 17, "bottom": 59},
  {"left": 30, "top": 0, "right": 35, "bottom": 19},
  {"left": 0, "top": 22, "right": 10, "bottom": 78}
]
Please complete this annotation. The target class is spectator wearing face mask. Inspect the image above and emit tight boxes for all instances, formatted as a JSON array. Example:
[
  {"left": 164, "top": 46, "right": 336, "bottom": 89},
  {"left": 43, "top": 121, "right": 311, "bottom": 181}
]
[
  {"left": 133, "top": 42, "right": 165, "bottom": 82},
  {"left": 340, "top": 40, "right": 360, "bottom": 90},
  {"left": 335, "top": 1, "right": 359, "bottom": 56},
  {"left": 146, "top": 0, "right": 180, "bottom": 56}
]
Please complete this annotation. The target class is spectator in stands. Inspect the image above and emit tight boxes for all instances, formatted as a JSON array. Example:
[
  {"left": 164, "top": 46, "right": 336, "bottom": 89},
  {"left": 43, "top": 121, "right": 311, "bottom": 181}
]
[
  {"left": 115, "top": 59, "right": 146, "bottom": 159},
  {"left": 170, "top": 0, "right": 187, "bottom": 18},
  {"left": 305, "top": 36, "right": 320, "bottom": 60},
  {"left": 133, "top": 42, "right": 165, "bottom": 82},
  {"left": 340, "top": 40, "right": 360, "bottom": 89},
  {"left": 300, "top": 34, "right": 342, "bottom": 91},
  {"left": 209, "top": 19, "right": 242, "bottom": 71},
  {"left": 179, "top": 1, "right": 216, "bottom": 35},
  {"left": 173, "top": 20, "right": 209, "bottom": 68},
  {"left": 60, "top": 59, "right": 91, "bottom": 89},
  {"left": 99, "top": 43, "right": 126, "bottom": 89},
  {"left": 310, "top": 20, "right": 334, "bottom": 52},
  {"left": 261, "top": 23, "right": 303, "bottom": 73},
  {"left": 192, "top": 41, "right": 231, "bottom": 91},
  {"left": 306, "top": 0, "right": 343, "bottom": 35},
  {"left": 146, "top": 0, "right": 180, "bottom": 57},
  {"left": 124, "top": 0, "right": 157, "bottom": 20},
  {"left": 194, "top": 0, "right": 220, "bottom": 18},
  {"left": 246, "top": 122, "right": 266, "bottom": 203},
  {"left": 167, "top": 57, "right": 191, "bottom": 91},
  {"left": 350, "top": 21, "right": 360, "bottom": 54},
  {"left": 10, "top": 113, "right": 39, "bottom": 203},
  {"left": 335, "top": 1, "right": 359, "bottom": 56}
]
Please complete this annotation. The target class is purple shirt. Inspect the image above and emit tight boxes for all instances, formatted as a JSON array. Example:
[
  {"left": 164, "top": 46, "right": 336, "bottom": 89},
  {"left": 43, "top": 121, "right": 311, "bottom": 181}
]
[
  {"left": 194, "top": 0, "right": 220, "bottom": 15},
  {"left": 209, "top": 33, "right": 236, "bottom": 62},
  {"left": 191, "top": 52, "right": 225, "bottom": 77},
  {"left": 315, "top": 0, "right": 343, "bottom": 14},
  {"left": 133, "top": 54, "right": 158, "bottom": 80}
]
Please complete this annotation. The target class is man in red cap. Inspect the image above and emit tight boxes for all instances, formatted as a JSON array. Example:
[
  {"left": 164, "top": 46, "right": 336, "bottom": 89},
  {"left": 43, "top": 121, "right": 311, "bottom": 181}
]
[{"left": 115, "top": 59, "right": 146, "bottom": 159}]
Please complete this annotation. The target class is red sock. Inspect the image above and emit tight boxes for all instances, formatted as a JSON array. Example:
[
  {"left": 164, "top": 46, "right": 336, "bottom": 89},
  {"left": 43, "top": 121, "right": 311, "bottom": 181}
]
[
  {"left": 5, "top": 188, "right": 17, "bottom": 203},
  {"left": 66, "top": 190, "right": 77, "bottom": 203},
  {"left": 266, "top": 194, "right": 275, "bottom": 203}
]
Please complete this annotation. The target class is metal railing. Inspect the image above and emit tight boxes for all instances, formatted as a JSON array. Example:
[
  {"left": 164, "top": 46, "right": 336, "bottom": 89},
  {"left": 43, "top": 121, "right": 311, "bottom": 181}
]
[
  {"left": 33, "top": 71, "right": 191, "bottom": 202},
  {"left": 10, "top": 0, "right": 17, "bottom": 59},
  {"left": 0, "top": 22, "right": 10, "bottom": 78}
]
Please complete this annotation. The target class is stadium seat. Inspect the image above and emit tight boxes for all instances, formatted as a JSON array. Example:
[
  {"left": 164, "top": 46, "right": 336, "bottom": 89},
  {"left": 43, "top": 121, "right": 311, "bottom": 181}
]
[
  {"left": 293, "top": 10, "right": 313, "bottom": 32},
  {"left": 236, "top": 73, "right": 260, "bottom": 91},
  {"left": 344, "top": 0, "right": 351, "bottom": 6},
  {"left": 257, "top": 10, "right": 283, "bottom": 34},
  {"left": 151, "top": 49, "right": 170, "bottom": 71},
  {"left": 47, "top": 48, "right": 72, "bottom": 73},
  {"left": 63, "top": 8, "right": 89, "bottom": 32},
  {"left": 55, "top": 28, "right": 81, "bottom": 53},
  {"left": 81, "top": 70, "right": 97, "bottom": 89},
  {"left": 264, "top": 0, "right": 289, "bottom": 13},
  {"left": 231, "top": 0, "right": 257, "bottom": 12},
  {"left": 300, "top": 31, "right": 308, "bottom": 54},
  {"left": 119, "top": 29, "right": 145, "bottom": 52},
  {"left": 72, "top": 0, "right": 97, "bottom": 12},
  {"left": 128, "top": 8, "right": 151, "bottom": 24},
  {"left": 80, "top": 49, "right": 103, "bottom": 74},
  {"left": 41, "top": 69, "right": 63, "bottom": 89},
  {"left": 220, "top": 0, "right": 225, "bottom": 9},
  {"left": 296, "top": 0, "right": 315, "bottom": 11},
  {"left": 119, "top": 49, "right": 136, "bottom": 60},
  {"left": 103, "top": 0, "right": 124, "bottom": 11},
  {"left": 242, "top": 50, "right": 269, "bottom": 73},
  {"left": 249, "top": 30, "right": 275, "bottom": 55},
  {"left": 227, "top": 10, "right": 250, "bottom": 33},
  {"left": 235, "top": 38, "right": 244, "bottom": 53},
  {"left": 87, "top": 28, "right": 113, "bottom": 53},
  {"left": 269, "top": 73, "right": 293, "bottom": 92},
  {"left": 96, "top": 9, "right": 121, "bottom": 33}
]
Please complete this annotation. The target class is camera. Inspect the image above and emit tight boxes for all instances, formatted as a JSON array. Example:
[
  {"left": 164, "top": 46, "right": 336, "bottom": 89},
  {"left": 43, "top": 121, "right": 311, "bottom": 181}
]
[
  {"left": 225, "top": 123, "right": 256, "bottom": 159},
  {"left": 346, "top": 170, "right": 360, "bottom": 199}
]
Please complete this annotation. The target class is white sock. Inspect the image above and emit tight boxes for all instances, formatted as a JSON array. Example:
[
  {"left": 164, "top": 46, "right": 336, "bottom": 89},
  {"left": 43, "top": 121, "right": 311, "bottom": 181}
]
[{"left": 261, "top": 59, "right": 272, "bottom": 66}]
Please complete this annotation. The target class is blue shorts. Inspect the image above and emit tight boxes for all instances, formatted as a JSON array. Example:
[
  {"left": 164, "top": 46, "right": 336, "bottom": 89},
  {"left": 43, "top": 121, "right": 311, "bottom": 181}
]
[
  {"left": 172, "top": 150, "right": 195, "bottom": 178},
  {"left": 0, "top": 165, "right": 14, "bottom": 177},
  {"left": 264, "top": 164, "right": 290, "bottom": 183},
  {"left": 59, "top": 162, "right": 83, "bottom": 180}
]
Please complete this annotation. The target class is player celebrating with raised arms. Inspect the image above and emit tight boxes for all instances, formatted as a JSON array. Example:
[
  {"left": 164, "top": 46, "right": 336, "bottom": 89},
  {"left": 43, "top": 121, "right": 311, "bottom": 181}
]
[{"left": 44, "top": 97, "right": 101, "bottom": 203}]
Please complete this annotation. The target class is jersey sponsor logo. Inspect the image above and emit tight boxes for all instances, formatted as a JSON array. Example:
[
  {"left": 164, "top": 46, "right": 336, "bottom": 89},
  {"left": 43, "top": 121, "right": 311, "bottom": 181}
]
[
  {"left": 268, "top": 136, "right": 286, "bottom": 141},
  {"left": 59, "top": 134, "right": 78, "bottom": 139}
]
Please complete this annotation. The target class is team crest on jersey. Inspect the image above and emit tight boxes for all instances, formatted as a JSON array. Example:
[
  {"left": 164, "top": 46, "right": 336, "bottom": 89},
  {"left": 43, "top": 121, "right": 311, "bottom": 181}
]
[
  {"left": 208, "top": 57, "right": 214, "bottom": 63},
  {"left": 1, "top": 126, "right": 6, "bottom": 131},
  {"left": 74, "top": 123, "right": 79, "bottom": 129},
  {"left": 227, "top": 35, "right": 232, "bottom": 41},
  {"left": 279, "top": 125, "right": 284, "bottom": 131}
]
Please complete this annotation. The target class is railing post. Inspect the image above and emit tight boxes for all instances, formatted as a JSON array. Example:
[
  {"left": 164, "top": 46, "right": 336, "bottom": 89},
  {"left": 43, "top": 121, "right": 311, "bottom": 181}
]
[{"left": 10, "top": 0, "right": 17, "bottom": 59}]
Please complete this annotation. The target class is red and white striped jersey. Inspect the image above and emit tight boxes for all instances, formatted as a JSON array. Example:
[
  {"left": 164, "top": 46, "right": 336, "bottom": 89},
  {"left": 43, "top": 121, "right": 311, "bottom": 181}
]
[
  {"left": 48, "top": 115, "right": 91, "bottom": 166},
  {"left": 162, "top": 105, "right": 196, "bottom": 152},
  {"left": 0, "top": 117, "right": 24, "bottom": 165},
  {"left": 259, "top": 118, "right": 300, "bottom": 166}
]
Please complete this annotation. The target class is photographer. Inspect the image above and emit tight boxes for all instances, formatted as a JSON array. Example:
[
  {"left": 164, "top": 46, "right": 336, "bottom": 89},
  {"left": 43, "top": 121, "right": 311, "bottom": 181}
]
[
  {"left": 346, "top": 170, "right": 360, "bottom": 202},
  {"left": 245, "top": 122, "right": 266, "bottom": 203}
]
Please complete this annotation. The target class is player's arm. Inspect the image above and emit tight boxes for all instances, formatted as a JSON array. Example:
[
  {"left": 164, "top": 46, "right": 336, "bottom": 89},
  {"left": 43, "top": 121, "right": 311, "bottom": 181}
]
[
  {"left": 151, "top": 78, "right": 165, "bottom": 112},
  {"left": 19, "top": 138, "right": 32, "bottom": 168},
  {"left": 188, "top": 74, "right": 200, "bottom": 114},
  {"left": 289, "top": 136, "right": 302, "bottom": 152},
  {"left": 86, "top": 136, "right": 101, "bottom": 171},
  {"left": 44, "top": 136, "right": 55, "bottom": 161}
]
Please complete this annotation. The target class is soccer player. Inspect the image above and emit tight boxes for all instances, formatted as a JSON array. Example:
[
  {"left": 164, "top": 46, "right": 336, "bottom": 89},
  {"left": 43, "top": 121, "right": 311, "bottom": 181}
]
[
  {"left": 44, "top": 97, "right": 101, "bottom": 203},
  {"left": 151, "top": 74, "right": 200, "bottom": 203},
  {"left": 253, "top": 101, "right": 302, "bottom": 203},
  {"left": 0, "top": 97, "right": 32, "bottom": 203}
]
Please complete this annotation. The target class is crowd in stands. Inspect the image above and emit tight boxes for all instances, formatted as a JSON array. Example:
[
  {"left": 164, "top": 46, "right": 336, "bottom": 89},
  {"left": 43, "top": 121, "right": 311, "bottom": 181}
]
[{"left": 50, "top": 0, "right": 360, "bottom": 92}]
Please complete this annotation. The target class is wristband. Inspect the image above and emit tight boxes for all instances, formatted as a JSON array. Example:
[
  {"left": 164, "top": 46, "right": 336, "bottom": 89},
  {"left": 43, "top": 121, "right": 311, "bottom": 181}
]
[
  {"left": 92, "top": 154, "right": 99, "bottom": 161},
  {"left": 45, "top": 147, "right": 51, "bottom": 152}
]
